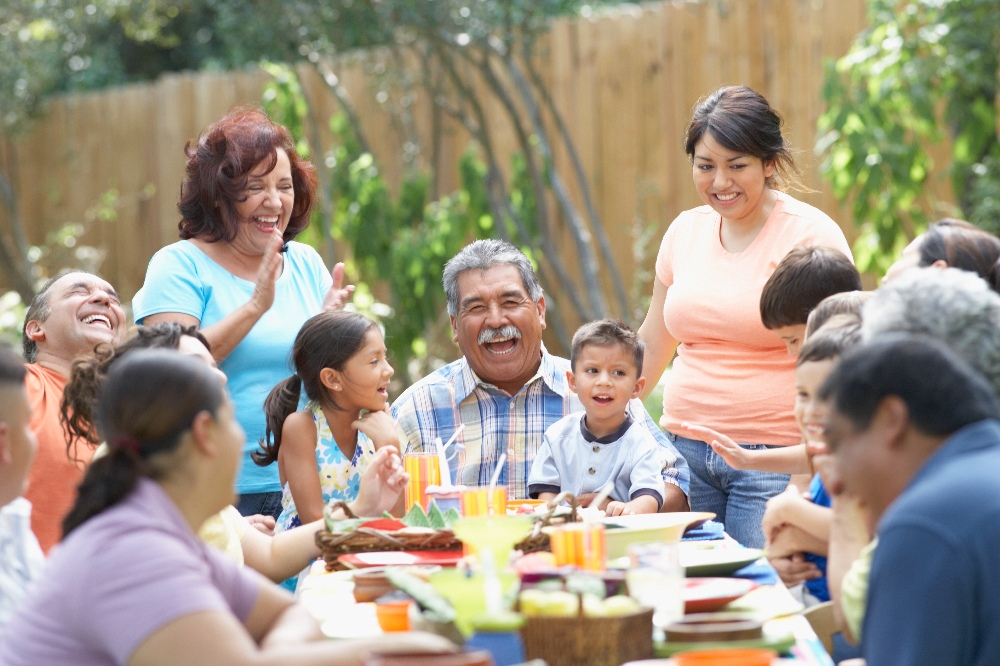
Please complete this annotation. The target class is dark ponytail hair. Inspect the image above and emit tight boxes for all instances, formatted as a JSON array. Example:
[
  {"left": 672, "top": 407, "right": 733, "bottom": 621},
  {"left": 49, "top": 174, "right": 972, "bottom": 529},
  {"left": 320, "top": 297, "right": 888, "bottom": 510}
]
[
  {"left": 61, "top": 323, "right": 211, "bottom": 452},
  {"left": 685, "top": 85, "right": 803, "bottom": 191},
  {"left": 253, "top": 311, "right": 378, "bottom": 466},
  {"left": 63, "top": 350, "right": 226, "bottom": 537}
]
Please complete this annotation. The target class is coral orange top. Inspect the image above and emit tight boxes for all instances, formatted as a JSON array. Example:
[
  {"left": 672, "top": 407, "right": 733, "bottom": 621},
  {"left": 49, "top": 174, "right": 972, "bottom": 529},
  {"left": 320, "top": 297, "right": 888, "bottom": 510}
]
[
  {"left": 24, "top": 363, "right": 94, "bottom": 553},
  {"left": 655, "top": 191, "right": 852, "bottom": 446}
]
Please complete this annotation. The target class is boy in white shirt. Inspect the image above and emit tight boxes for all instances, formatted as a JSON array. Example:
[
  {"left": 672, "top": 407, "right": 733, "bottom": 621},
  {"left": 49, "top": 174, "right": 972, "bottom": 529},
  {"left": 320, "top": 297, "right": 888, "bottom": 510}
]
[{"left": 528, "top": 320, "right": 664, "bottom": 515}]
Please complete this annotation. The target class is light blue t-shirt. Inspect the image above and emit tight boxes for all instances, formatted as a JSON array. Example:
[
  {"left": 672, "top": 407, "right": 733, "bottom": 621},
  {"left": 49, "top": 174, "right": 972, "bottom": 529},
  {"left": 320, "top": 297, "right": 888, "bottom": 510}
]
[{"left": 133, "top": 240, "right": 332, "bottom": 493}]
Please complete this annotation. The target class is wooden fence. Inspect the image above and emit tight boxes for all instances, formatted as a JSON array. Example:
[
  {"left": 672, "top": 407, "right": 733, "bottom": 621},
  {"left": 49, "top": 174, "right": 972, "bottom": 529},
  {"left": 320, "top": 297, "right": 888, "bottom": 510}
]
[{"left": 4, "top": 0, "right": 895, "bottom": 331}]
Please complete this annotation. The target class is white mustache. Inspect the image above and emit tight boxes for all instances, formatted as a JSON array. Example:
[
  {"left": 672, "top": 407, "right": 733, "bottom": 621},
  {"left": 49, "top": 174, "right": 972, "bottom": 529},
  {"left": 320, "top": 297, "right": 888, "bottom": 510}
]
[{"left": 478, "top": 325, "right": 521, "bottom": 345}]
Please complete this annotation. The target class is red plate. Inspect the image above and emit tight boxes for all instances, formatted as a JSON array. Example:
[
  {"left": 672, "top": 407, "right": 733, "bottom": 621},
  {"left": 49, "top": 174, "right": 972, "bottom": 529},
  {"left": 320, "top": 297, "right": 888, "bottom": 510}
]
[
  {"left": 683, "top": 577, "right": 756, "bottom": 614},
  {"left": 338, "top": 550, "right": 464, "bottom": 569}
]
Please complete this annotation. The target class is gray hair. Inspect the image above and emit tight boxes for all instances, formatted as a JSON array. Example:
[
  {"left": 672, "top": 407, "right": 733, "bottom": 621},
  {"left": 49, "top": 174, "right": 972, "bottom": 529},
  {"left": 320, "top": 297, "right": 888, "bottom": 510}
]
[
  {"left": 443, "top": 240, "right": 543, "bottom": 316},
  {"left": 22, "top": 271, "right": 88, "bottom": 363},
  {"left": 862, "top": 267, "right": 1000, "bottom": 395}
]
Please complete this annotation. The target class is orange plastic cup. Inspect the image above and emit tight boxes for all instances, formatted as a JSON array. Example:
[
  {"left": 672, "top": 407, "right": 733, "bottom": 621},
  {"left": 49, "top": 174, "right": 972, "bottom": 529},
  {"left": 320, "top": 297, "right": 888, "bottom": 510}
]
[
  {"left": 375, "top": 600, "right": 412, "bottom": 632},
  {"left": 674, "top": 648, "right": 777, "bottom": 666},
  {"left": 403, "top": 453, "right": 441, "bottom": 512},
  {"left": 460, "top": 487, "right": 508, "bottom": 517},
  {"left": 549, "top": 523, "right": 606, "bottom": 571}
]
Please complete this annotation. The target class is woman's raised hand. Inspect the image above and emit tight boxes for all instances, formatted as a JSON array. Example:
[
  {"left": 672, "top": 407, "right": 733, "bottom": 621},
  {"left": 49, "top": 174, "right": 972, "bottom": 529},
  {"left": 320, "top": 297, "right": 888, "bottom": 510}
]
[
  {"left": 350, "top": 446, "right": 409, "bottom": 517},
  {"left": 322, "top": 262, "right": 356, "bottom": 311},
  {"left": 684, "top": 422, "right": 751, "bottom": 470},
  {"left": 249, "top": 234, "right": 284, "bottom": 315}
]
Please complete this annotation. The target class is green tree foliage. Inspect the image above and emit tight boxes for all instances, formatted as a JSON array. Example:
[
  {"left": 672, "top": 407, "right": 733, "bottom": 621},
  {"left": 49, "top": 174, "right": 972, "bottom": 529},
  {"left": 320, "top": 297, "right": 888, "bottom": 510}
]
[{"left": 818, "top": 0, "right": 1000, "bottom": 273}]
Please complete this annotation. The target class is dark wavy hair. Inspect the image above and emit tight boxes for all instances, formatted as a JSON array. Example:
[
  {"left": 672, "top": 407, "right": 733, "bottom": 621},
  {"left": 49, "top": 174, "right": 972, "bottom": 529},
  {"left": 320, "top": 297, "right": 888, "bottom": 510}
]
[
  {"left": 61, "top": 323, "right": 211, "bottom": 451},
  {"left": 63, "top": 350, "right": 226, "bottom": 537},
  {"left": 177, "top": 106, "right": 317, "bottom": 244},
  {"left": 685, "top": 85, "right": 802, "bottom": 191},
  {"left": 253, "top": 311, "right": 378, "bottom": 466}
]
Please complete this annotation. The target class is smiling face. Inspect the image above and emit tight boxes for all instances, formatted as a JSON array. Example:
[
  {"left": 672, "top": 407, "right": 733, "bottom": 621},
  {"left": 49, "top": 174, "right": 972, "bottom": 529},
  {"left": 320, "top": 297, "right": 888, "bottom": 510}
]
[
  {"left": 692, "top": 133, "right": 777, "bottom": 229},
  {"left": 230, "top": 148, "right": 294, "bottom": 256},
  {"left": 794, "top": 359, "right": 836, "bottom": 447},
  {"left": 450, "top": 264, "right": 546, "bottom": 396},
  {"left": 25, "top": 272, "right": 126, "bottom": 369},
  {"left": 330, "top": 327, "right": 394, "bottom": 413},
  {"left": 568, "top": 343, "right": 645, "bottom": 438}
]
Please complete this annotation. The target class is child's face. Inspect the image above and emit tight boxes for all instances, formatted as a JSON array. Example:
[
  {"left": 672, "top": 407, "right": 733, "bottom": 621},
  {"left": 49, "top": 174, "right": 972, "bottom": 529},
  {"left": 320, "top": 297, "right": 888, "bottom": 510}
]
[
  {"left": 0, "top": 385, "right": 38, "bottom": 506},
  {"left": 771, "top": 323, "right": 807, "bottom": 356},
  {"left": 567, "top": 344, "right": 645, "bottom": 430},
  {"left": 335, "top": 327, "right": 395, "bottom": 412},
  {"left": 794, "top": 359, "right": 836, "bottom": 445}
]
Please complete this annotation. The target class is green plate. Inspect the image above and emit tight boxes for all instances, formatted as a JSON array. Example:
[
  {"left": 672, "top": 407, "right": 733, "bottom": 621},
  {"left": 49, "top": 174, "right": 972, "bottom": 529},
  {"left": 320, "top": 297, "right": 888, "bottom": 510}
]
[
  {"left": 681, "top": 546, "right": 763, "bottom": 577},
  {"left": 655, "top": 631, "right": 796, "bottom": 657}
]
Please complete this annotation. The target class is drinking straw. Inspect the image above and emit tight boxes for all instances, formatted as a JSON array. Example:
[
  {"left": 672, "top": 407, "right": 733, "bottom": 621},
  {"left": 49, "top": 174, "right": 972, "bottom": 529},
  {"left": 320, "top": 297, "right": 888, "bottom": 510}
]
[
  {"left": 435, "top": 437, "right": 452, "bottom": 488},
  {"left": 487, "top": 452, "right": 507, "bottom": 516}
]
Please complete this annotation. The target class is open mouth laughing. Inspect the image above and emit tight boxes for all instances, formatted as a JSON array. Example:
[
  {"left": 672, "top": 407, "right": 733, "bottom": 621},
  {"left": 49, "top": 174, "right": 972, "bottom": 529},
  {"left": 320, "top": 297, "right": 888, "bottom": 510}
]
[
  {"left": 478, "top": 325, "right": 521, "bottom": 356},
  {"left": 81, "top": 313, "right": 113, "bottom": 330},
  {"left": 252, "top": 215, "right": 280, "bottom": 233}
]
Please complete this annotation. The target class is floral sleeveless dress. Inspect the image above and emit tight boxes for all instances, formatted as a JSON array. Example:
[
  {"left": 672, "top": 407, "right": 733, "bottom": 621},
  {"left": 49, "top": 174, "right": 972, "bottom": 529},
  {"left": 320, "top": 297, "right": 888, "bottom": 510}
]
[{"left": 275, "top": 402, "right": 375, "bottom": 532}]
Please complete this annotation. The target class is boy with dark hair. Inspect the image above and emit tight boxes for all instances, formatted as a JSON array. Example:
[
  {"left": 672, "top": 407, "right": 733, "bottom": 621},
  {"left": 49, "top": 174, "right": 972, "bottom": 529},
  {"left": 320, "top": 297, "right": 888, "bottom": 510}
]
[
  {"left": 760, "top": 246, "right": 862, "bottom": 355},
  {"left": 528, "top": 320, "right": 665, "bottom": 516},
  {"left": 0, "top": 346, "right": 43, "bottom": 634}
]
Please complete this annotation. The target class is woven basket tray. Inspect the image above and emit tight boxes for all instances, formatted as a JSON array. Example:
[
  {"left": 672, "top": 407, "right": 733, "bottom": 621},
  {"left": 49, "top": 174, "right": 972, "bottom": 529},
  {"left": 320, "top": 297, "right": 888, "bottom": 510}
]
[
  {"left": 515, "top": 491, "right": 583, "bottom": 554},
  {"left": 315, "top": 501, "right": 462, "bottom": 571},
  {"left": 519, "top": 605, "right": 655, "bottom": 666}
]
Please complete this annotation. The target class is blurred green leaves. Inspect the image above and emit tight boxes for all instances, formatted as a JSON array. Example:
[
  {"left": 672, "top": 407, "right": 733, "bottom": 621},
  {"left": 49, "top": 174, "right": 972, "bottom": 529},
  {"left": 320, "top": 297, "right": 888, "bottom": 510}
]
[{"left": 818, "top": 0, "right": 1000, "bottom": 275}]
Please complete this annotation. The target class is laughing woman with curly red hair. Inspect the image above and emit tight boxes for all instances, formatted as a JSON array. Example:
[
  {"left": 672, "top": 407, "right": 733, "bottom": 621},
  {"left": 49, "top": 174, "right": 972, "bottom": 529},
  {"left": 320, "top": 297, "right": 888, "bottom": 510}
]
[{"left": 133, "top": 107, "right": 354, "bottom": 518}]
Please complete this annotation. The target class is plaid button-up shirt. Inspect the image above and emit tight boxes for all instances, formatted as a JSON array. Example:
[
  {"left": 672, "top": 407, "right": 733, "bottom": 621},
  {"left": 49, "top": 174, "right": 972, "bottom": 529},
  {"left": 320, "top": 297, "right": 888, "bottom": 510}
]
[{"left": 391, "top": 351, "right": 689, "bottom": 500}]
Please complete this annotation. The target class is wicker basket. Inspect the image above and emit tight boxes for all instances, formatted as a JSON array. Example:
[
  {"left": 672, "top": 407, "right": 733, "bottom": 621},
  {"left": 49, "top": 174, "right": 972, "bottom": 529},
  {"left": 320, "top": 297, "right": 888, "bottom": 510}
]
[
  {"left": 315, "top": 501, "right": 462, "bottom": 571},
  {"left": 515, "top": 491, "right": 583, "bottom": 554},
  {"left": 519, "top": 604, "right": 655, "bottom": 666}
]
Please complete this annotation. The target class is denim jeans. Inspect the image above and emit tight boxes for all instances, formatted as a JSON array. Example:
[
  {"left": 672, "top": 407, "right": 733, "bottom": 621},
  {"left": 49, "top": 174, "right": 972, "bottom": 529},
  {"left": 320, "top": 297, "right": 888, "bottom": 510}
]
[
  {"left": 235, "top": 491, "right": 283, "bottom": 520},
  {"left": 668, "top": 432, "right": 789, "bottom": 548}
]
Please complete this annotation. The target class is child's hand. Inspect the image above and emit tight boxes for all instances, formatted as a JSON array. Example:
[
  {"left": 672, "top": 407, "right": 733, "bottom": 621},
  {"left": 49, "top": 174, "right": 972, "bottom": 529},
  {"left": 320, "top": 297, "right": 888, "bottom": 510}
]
[
  {"left": 761, "top": 484, "right": 804, "bottom": 542},
  {"left": 605, "top": 500, "right": 628, "bottom": 517},
  {"left": 607, "top": 496, "right": 659, "bottom": 516},
  {"left": 245, "top": 514, "right": 276, "bottom": 536},
  {"left": 351, "top": 447, "right": 410, "bottom": 517},
  {"left": 770, "top": 551, "right": 821, "bottom": 586},
  {"left": 354, "top": 406, "right": 401, "bottom": 451},
  {"left": 683, "top": 422, "right": 750, "bottom": 470}
]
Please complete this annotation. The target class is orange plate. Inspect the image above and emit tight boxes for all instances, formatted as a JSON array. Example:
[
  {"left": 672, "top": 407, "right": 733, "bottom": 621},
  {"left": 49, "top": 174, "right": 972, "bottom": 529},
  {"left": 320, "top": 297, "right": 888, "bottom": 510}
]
[{"left": 338, "top": 550, "right": 464, "bottom": 569}]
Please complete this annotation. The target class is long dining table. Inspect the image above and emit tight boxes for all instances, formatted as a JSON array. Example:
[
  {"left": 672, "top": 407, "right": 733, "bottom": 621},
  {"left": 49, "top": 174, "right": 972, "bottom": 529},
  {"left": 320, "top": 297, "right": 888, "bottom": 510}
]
[{"left": 295, "top": 520, "right": 836, "bottom": 666}]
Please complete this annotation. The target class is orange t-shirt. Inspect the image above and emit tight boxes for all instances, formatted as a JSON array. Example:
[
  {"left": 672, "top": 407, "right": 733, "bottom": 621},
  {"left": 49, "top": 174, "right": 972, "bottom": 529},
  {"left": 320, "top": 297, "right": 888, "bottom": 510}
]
[
  {"left": 24, "top": 363, "right": 94, "bottom": 553},
  {"left": 655, "top": 191, "right": 853, "bottom": 446}
]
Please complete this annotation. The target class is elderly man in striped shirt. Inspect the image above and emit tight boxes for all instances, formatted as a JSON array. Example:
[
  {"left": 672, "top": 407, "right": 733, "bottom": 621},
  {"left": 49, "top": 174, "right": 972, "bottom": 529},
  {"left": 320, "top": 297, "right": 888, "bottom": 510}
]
[{"left": 392, "top": 240, "right": 690, "bottom": 510}]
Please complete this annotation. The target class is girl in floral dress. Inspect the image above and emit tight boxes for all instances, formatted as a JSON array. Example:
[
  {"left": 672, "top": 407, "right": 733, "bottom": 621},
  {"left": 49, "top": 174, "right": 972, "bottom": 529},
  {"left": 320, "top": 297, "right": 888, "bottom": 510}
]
[{"left": 254, "top": 311, "right": 402, "bottom": 536}]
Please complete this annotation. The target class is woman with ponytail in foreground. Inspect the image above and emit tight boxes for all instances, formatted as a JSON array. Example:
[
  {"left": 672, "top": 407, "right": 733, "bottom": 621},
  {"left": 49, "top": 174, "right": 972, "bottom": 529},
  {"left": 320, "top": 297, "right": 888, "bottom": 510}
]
[{"left": 0, "top": 351, "right": 453, "bottom": 665}]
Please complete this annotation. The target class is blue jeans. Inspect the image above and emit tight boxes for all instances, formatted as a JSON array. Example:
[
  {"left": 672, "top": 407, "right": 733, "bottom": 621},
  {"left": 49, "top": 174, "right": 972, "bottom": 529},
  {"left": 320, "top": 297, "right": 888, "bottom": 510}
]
[
  {"left": 669, "top": 433, "right": 789, "bottom": 548},
  {"left": 235, "top": 491, "right": 283, "bottom": 519}
]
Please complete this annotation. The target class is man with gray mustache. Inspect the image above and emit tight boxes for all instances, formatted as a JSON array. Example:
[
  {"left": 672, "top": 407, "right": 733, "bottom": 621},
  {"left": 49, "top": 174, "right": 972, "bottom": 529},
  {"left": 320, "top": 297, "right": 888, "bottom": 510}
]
[{"left": 392, "top": 240, "right": 690, "bottom": 508}]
